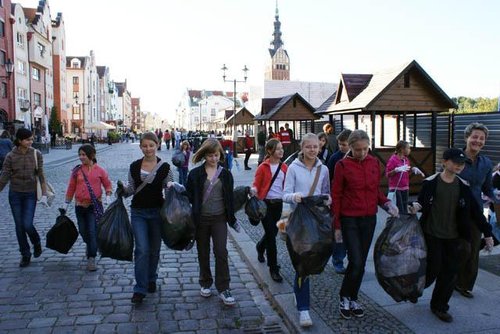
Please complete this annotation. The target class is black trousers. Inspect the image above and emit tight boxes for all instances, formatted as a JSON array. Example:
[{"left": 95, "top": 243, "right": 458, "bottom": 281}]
[
  {"left": 424, "top": 233, "right": 460, "bottom": 312},
  {"left": 244, "top": 149, "right": 252, "bottom": 168},
  {"left": 339, "top": 216, "right": 376, "bottom": 300},
  {"left": 256, "top": 200, "right": 282, "bottom": 270}
]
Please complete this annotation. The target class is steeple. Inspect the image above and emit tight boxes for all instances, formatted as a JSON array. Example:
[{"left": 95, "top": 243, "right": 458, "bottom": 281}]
[
  {"left": 265, "top": 0, "right": 290, "bottom": 81},
  {"left": 269, "top": 0, "right": 284, "bottom": 56}
]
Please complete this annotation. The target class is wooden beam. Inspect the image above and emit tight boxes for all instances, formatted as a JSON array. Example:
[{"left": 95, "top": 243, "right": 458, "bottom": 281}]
[
  {"left": 413, "top": 113, "right": 417, "bottom": 147},
  {"left": 354, "top": 114, "right": 359, "bottom": 129},
  {"left": 371, "top": 111, "right": 376, "bottom": 149},
  {"left": 431, "top": 111, "right": 437, "bottom": 174},
  {"left": 380, "top": 113, "right": 385, "bottom": 146}
]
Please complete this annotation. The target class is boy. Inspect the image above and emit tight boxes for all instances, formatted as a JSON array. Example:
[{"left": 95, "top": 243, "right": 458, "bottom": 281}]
[
  {"left": 327, "top": 129, "right": 351, "bottom": 274},
  {"left": 409, "top": 148, "right": 493, "bottom": 323}
]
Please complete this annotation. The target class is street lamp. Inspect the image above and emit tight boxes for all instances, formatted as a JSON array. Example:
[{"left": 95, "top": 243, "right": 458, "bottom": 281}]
[
  {"left": 221, "top": 64, "right": 248, "bottom": 157},
  {"left": 0, "top": 59, "right": 14, "bottom": 79}
]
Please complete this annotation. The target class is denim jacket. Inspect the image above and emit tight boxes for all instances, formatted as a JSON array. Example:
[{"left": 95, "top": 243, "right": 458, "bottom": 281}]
[{"left": 458, "top": 152, "right": 496, "bottom": 206}]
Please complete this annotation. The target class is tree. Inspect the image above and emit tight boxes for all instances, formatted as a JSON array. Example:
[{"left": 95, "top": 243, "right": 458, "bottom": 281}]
[
  {"left": 49, "top": 106, "right": 62, "bottom": 135},
  {"left": 451, "top": 96, "right": 498, "bottom": 113}
]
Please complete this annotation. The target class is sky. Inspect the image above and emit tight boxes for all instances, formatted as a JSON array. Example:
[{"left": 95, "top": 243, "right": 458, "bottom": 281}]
[{"left": 16, "top": 0, "right": 500, "bottom": 122}]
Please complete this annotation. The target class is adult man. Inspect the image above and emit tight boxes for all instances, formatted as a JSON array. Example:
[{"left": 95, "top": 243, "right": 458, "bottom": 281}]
[
  {"left": 278, "top": 126, "right": 291, "bottom": 158},
  {"left": 243, "top": 131, "right": 254, "bottom": 170}
]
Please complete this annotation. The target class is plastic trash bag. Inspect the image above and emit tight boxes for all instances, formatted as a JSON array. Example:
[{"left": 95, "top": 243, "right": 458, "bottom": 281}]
[
  {"left": 46, "top": 208, "right": 79, "bottom": 254},
  {"left": 245, "top": 197, "right": 267, "bottom": 226},
  {"left": 374, "top": 214, "right": 427, "bottom": 302},
  {"left": 97, "top": 195, "right": 134, "bottom": 261},
  {"left": 172, "top": 150, "right": 185, "bottom": 168},
  {"left": 285, "top": 195, "right": 333, "bottom": 277},
  {"left": 233, "top": 186, "right": 250, "bottom": 212},
  {"left": 160, "top": 183, "right": 195, "bottom": 251}
]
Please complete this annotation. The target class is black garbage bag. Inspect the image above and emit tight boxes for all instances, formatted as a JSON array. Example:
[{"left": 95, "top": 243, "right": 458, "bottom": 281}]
[
  {"left": 374, "top": 214, "right": 427, "bottom": 302},
  {"left": 160, "top": 183, "right": 195, "bottom": 251},
  {"left": 46, "top": 208, "right": 79, "bottom": 254},
  {"left": 97, "top": 195, "right": 134, "bottom": 261},
  {"left": 233, "top": 186, "right": 250, "bottom": 212},
  {"left": 285, "top": 195, "right": 333, "bottom": 277},
  {"left": 245, "top": 197, "right": 267, "bottom": 226}
]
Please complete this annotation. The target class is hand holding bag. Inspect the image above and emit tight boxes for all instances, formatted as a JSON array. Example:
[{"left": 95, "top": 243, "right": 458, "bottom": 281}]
[{"left": 34, "top": 149, "right": 55, "bottom": 205}]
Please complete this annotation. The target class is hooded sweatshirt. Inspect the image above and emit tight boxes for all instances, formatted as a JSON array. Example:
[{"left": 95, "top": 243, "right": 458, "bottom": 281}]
[{"left": 282, "top": 155, "right": 330, "bottom": 206}]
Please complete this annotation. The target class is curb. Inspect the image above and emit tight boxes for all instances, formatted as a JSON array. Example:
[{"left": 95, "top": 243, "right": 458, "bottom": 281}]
[
  {"left": 45, "top": 145, "right": 114, "bottom": 168},
  {"left": 228, "top": 227, "right": 332, "bottom": 334}
]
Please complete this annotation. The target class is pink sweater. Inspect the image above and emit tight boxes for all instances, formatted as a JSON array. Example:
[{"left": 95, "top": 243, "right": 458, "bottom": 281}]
[
  {"left": 385, "top": 154, "right": 410, "bottom": 190},
  {"left": 66, "top": 164, "right": 112, "bottom": 206}
]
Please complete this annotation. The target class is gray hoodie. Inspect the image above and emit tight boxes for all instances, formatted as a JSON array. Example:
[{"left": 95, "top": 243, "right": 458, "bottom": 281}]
[{"left": 283, "top": 156, "right": 330, "bottom": 205}]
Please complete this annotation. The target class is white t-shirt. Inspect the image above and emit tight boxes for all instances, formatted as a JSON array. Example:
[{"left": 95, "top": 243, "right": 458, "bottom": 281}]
[{"left": 266, "top": 163, "right": 285, "bottom": 200}]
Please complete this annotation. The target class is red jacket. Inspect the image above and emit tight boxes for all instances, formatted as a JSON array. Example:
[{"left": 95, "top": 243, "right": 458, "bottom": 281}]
[
  {"left": 252, "top": 159, "right": 288, "bottom": 200},
  {"left": 332, "top": 153, "right": 389, "bottom": 229}
]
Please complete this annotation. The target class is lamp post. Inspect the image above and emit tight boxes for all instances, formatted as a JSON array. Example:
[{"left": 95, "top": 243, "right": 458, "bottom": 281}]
[
  {"left": 1, "top": 59, "right": 14, "bottom": 127},
  {"left": 221, "top": 64, "right": 248, "bottom": 157}
]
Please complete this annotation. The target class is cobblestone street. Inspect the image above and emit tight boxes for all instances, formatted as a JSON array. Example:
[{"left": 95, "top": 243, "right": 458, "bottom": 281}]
[{"left": 0, "top": 143, "right": 286, "bottom": 334}]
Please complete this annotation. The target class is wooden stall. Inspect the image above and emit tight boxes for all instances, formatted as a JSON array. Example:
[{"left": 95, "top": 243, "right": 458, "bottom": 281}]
[
  {"left": 321, "top": 60, "right": 457, "bottom": 194},
  {"left": 223, "top": 107, "right": 256, "bottom": 153}
]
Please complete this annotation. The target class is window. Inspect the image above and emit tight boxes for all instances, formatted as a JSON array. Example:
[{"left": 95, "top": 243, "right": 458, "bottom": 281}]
[
  {"left": 211, "top": 108, "right": 216, "bottom": 117},
  {"left": 16, "top": 32, "right": 24, "bottom": 47},
  {"left": 1, "top": 83, "right": 6, "bottom": 98},
  {"left": 33, "top": 93, "right": 41, "bottom": 106},
  {"left": 71, "top": 60, "right": 79, "bottom": 68},
  {"left": 32, "top": 67, "right": 40, "bottom": 80},
  {"left": 0, "top": 50, "right": 5, "bottom": 65},
  {"left": 0, "top": 20, "right": 4, "bottom": 38},
  {"left": 17, "top": 61, "right": 25, "bottom": 75},
  {"left": 17, "top": 88, "right": 27, "bottom": 99},
  {"left": 37, "top": 43, "right": 46, "bottom": 57},
  {"left": 72, "top": 76, "right": 79, "bottom": 84}
]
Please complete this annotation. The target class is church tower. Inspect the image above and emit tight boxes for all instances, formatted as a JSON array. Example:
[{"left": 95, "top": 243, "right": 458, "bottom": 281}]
[{"left": 265, "top": 1, "right": 290, "bottom": 80}]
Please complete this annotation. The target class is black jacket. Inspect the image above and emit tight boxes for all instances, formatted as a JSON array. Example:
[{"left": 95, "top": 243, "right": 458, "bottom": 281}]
[
  {"left": 185, "top": 163, "right": 236, "bottom": 226},
  {"left": 129, "top": 157, "right": 171, "bottom": 208},
  {"left": 416, "top": 173, "right": 492, "bottom": 241}
]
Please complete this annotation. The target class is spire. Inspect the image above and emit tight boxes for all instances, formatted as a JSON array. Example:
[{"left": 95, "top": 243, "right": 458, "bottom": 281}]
[{"left": 270, "top": 0, "right": 283, "bottom": 55}]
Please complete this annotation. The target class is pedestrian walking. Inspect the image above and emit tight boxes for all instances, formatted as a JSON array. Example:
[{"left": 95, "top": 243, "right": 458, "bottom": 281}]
[
  {"left": 243, "top": 131, "right": 253, "bottom": 170},
  {"left": 251, "top": 138, "right": 287, "bottom": 282},
  {"left": 65, "top": 144, "right": 113, "bottom": 272},
  {"left": 323, "top": 123, "right": 338, "bottom": 154},
  {"left": 455, "top": 123, "right": 499, "bottom": 298},
  {"left": 163, "top": 129, "right": 171, "bottom": 150},
  {"left": 256, "top": 126, "right": 266, "bottom": 166},
  {"left": 116, "top": 132, "right": 174, "bottom": 304},
  {"left": 185, "top": 138, "right": 241, "bottom": 306},
  {"left": 0, "top": 129, "right": 13, "bottom": 171},
  {"left": 317, "top": 132, "right": 330, "bottom": 164},
  {"left": 409, "top": 148, "right": 494, "bottom": 322},
  {"left": 332, "top": 130, "right": 398, "bottom": 320},
  {"left": 326, "top": 129, "right": 352, "bottom": 274},
  {"left": 175, "top": 128, "right": 181, "bottom": 149},
  {"left": 178, "top": 140, "right": 191, "bottom": 186},
  {"left": 0, "top": 128, "right": 47, "bottom": 267},
  {"left": 171, "top": 128, "right": 176, "bottom": 149},
  {"left": 282, "top": 133, "right": 331, "bottom": 327},
  {"left": 385, "top": 140, "right": 425, "bottom": 214},
  {"left": 155, "top": 129, "right": 162, "bottom": 151}
]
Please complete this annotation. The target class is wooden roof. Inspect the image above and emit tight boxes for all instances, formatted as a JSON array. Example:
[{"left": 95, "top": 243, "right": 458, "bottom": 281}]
[
  {"left": 324, "top": 60, "right": 457, "bottom": 114},
  {"left": 255, "top": 93, "right": 319, "bottom": 121},
  {"left": 224, "top": 107, "right": 255, "bottom": 125}
]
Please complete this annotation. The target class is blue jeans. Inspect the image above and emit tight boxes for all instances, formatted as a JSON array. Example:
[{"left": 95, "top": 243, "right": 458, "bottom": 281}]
[
  {"left": 331, "top": 240, "right": 346, "bottom": 270},
  {"left": 75, "top": 205, "right": 97, "bottom": 258},
  {"left": 131, "top": 207, "right": 162, "bottom": 294},
  {"left": 294, "top": 273, "right": 310, "bottom": 311},
  {"left": 178, "top": 167, "right": 188, "bottom": 186},
  {"left": 9, "top": 191, "right": 40, "bottom": 257}
]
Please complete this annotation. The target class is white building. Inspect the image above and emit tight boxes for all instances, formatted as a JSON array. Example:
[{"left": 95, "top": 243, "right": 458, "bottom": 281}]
[{"left": 12, "top": 3, "right": 30, "bottom": 122}]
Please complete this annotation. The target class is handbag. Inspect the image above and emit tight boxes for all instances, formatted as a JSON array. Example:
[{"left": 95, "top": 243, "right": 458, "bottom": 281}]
[{"left": 34, "top": 149, "right": 55, "bottom": 205}]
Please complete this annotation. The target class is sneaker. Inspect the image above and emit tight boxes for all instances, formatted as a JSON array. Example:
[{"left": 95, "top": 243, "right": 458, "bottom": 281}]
[
  {"left": 339, "top": 297, "right": 351, "bottom": 319},
  {"left": 349, "top": 300, "right": 364, "bottom": 318},
  {"left": 19, "top": 256, "right": 31, "bottom": 268},
  {"left": 431, "top": 308, "right": 453, "bottom": 322},
  {"left": 299, "top": 310, "right": 313, "bottom": 327},
  {"left": 200, "top": 287, "right": 211, "bottom": 298},
  {"left": 219, "top": 290, "right": 236, "bottom": 306},
  {"left": 87, "top": 257, "right": 97, "bottom": 272},
  {"left": 148, "top": 281, "right": 157, "bottom": 293},
  {"left": 131, "top": 292, "right": 145, "bottom": 304},
  {"left": 33, "top": 243, "right": 42, "bottom": 258}
]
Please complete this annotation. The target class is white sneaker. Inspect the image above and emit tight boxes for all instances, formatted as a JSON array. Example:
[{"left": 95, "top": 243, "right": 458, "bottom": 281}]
[
  {"left": 299, "top": 310, "right": 313, "bottom": 327},
  {"left": 200, "top": 287, "right": 211, "bottom": 298},
  {"left": 219, "top": 290, "right": 236, "bottom": 306},
  {"left": 87, "top": 257, "right": 96, "bottom": 272}
]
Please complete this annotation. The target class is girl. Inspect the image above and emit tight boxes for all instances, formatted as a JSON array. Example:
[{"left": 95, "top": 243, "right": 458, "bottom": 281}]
[
  {"left": 333, "top": 130, "right": 398, "bottom": 319},
  {"left": 0, "top": 128, "right": 46, "bottom": 267},
  {"left": 317, "top": 132, "right": 330, "bottom": 164},
  {"left": 116, "top": 132, "right": 174, "bottom": 304},
  {"left": 65, "top": 144, "right": 113, "bottom": 272},
  {"left": 385, "top": 140, "right": 424, "bottom": 214},
  {"left": 251, "top": 138, "right": 288, "bottom": 282},
  {"left": 178, "top": 140, "right": 191, "bottom": 186},
  {"left": 283, "top": 133, "right": 330, "bottom": 327},
  {"left": 185, "top": 138, "right": 240, "bottom": 306}
]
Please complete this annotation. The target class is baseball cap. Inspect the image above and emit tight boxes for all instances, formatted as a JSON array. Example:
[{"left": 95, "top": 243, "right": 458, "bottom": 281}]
[{"left": 442, "top": 148, "right": 470, "bottom": 163}]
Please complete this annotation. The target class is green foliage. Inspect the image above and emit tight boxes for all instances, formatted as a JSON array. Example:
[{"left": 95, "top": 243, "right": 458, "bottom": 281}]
[
  {"left": 452, "top": 96, "right": 499, "bottom": 114},
  {"left": 49, "top": 106, "right": 62, "bottom": 134}
]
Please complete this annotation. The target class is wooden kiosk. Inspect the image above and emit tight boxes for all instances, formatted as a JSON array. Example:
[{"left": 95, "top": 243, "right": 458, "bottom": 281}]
[
  {"left": 223, "top": 107, "right": 255, "bottom": 153},
  {"left": 322, "top": 60, "right": 457, "bottom": 193}
]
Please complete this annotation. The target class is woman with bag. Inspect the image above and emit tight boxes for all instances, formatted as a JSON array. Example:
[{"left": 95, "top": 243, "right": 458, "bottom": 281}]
[
  {"left": 64, "top": 144, "right": 112, "bottom": 271},
  {"left": 282, "top": 133, "right": 330, "bottom": 327},
  {"left": 251, "top": 138, "right": 287, "bottom": 282},
  {"left": 116, "top": 132, "right": 174, "bottom": 304},
  {"left": 185, "top": 138, "right": 241, "bottom": 306},
  {"left": 332, "top": 130, "right": 399, "bottom": 320},
  {"left": 0, "top": 128, "right": 46, "bottom": 267}
]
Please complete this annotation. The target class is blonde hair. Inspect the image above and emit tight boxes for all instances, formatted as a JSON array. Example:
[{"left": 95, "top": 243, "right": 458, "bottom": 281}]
[
  {"left": 300, "top": 133, "right": 319, "bottom": 149},
  {"left": 348, "top": 130, "right": 370, "bottom": 147},
  {"left": 192, "top": 138, "right": 225, "bottom": 164}
]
